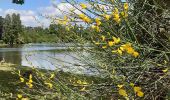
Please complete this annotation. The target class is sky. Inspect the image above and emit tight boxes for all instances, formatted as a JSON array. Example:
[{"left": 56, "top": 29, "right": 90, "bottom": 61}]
[
  {"left": 0, "top": 0, "right": 126, "bottom": 27},
  {"left": 0, "top": 0, "right": 72, "bottom": 27}
]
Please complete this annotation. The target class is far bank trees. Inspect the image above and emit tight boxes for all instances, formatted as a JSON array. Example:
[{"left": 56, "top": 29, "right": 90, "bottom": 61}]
[{"left": 3, "top": 13, "right": 22, "bottom": 45}]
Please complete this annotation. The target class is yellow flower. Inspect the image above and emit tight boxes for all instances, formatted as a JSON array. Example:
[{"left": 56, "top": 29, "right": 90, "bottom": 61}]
[
  {"left": 133, "top": 51, "right": 139, "bottom": 57},
  {"left": 117, "top": 84, "right": 124, "bottom": 88},
  {"left": 123, "top": 42, "right": 132, "bottom": 48},
  {"left": 96, "top": 26, "right": 100, "bottom": 32},
  {"left": 126, "top": 47, "right": 135, "bottom": 54},
  {"left": 113, "top": 14, "right": 120, "bottom": 23},
  {"left": 29, "top": 74, "right": 32, "bottom": 79},
  {"left": 108, "top": 41, "right": 114, "bottom": 46},
  {"left": 63, "top": 16, "right": 68, "bottom": 21},
  {"left": 96, "top": 21, "right": 101, "bottom": 26},
  {"left": 80, "top": 3, "right": 87, "bottom": 9},
  {"left": 113, "top": 37, "right": 120, "bottom": 44},
  {"left": 21, "top": 98, "right": 29, "bottom": 100},
  {"left": 77, "top": 80, "right": 82, "bottom": 84},
  {"left": 26, "top": 82, "right": 33, "bottom": 88},
  {"left": 130, "top": 83, "right": 134, "bottom": 87},
  {"left": 95, "top": 18, "right": 101, "bottom": 22},
  {"left": 20, "top": 77, "right": 24, "bottom": 83},
  {"left": 137, "top": 91, "right": 144, "bottom": 97},
  {"left": 162, "top": 68, "right": 168, "bottom": 73},
  {"left": 112, "top": 8, "right": 119, "bottom": 15},
  {"left": 45, "top": 82, "right": 53, "bottom": 89},
  {"left": 94, "top": 42, "right": 100, "bottom": 45},
  {"left": 91, "top": 25, "right": 96, "bottom": 29},
  {"left": 117, "top": 49, "right": 123, "bottom": 55},
  {"left": 95, "top": 18, "right": 101, "bottom": 26},
  {"left": 121, "top": 11, "right": 128, "bottom": 18},
  {"left": 124, "top": 3, "right": 129, "bottom": 11},
  {"left": 50, "top": 73, "right": 55, "bottom": 79},
  {"left": 80, "top": 87, "right": 86, "bottom": 91},
  {"left": 82, "top": 81, "right": 88, "bottom": 85},
  {"left": 80, "top": 15, "right": 91, "bottom": 23},
  {"left": 112, "top": 50, "right": 117, "bottom": 53},
  {"left": 101, "top": 35, "right": 105, "bottom": 41},
  {"left": 28, "top": 83, "right": 33, "bottom": 88},
  {"left": 17, "top": 94, "right": 22, "bottom": 99},
  {"left": 18, "top": 70, "right": 21, "bottom": 76},
  {"left": 119, "top": 89, "right": 128, "bottom": 97},
  {"left": 104, "top": 14, "right": 111, "bottom": 20},
  {"left": 134, "top": 86, "right": 141, "bottom": 93},
  {"left": 29, "top": 79, "right": 33, "bottom": 83},
  {"left": 79, "top": 14, "right": 85, "bottom": 19},
  {"left": 102, "top": 46, "right": 107, "bottom": 49},
  {"left": 120, "top": 47, "right": 125, "bottom": 51}
]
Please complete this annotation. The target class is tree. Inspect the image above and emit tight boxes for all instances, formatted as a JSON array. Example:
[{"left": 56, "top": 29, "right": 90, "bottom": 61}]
[
  {"left": 3, "top": 14, "right": 12, "bottom": 44},
  {"left": 3, "top": 13, "right": 22, "bottom": 45},
  {"left": 49, "top": 24, "right": 57, "bottom": 34},
  {"left": 12, "top": 0, "right": 24, "bottom": 5},
  {"left": 0, "top": 16, "right": 3, "bottom": 39},
  {"left": 11, "top": 13, "right": 22, "bottom": 43}
]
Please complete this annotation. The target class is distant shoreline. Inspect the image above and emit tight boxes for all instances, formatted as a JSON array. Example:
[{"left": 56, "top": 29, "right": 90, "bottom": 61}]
[{"left": 0, "top": 44, "right": 8, "bottom": 47}]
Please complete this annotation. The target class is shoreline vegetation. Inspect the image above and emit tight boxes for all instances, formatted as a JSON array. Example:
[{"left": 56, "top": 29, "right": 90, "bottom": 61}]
[{"left": 0, "top": 60, "right": 107, "bottom": 99}]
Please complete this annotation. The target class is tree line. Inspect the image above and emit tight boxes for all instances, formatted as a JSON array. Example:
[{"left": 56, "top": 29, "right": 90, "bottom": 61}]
[{"left": 0, "top": 13, "right": 91, "bottom": 45}]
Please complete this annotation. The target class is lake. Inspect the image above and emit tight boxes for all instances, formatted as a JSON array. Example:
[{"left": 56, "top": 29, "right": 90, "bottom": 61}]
[{"left": 0, "top": 43, "right": 99, "bottom": 75}]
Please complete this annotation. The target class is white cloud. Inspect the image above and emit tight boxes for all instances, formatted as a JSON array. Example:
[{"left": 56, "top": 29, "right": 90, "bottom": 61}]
[
  {"left": 0, "top": 8, "right": 47, "bottom": 27},
  {"left": 38, "top": 3, "right": 82, "bottom": 17},
  {"left": 0, "top": 2, "right": 84, "bottom": 27}
]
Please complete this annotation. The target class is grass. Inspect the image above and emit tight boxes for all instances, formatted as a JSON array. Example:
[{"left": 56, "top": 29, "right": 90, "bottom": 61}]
[{"left": 0, "top": 61, "right": 108, "bottom": 99}]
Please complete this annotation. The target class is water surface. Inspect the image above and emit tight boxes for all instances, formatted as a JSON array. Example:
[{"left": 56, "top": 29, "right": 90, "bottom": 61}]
[{"left": 0, "top": 43, "right": 98, "bottom": 75}]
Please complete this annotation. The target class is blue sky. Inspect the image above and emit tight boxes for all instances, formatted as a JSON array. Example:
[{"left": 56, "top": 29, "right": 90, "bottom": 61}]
[
  {"left": 0, "top": 0, "right": 126, "bottom": 27},
  {"left": 0, "top": 0, "right": 51, "bottom": 10}
]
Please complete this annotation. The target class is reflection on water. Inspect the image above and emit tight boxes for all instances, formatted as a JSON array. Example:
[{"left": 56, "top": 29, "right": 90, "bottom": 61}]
[{"left": 0, "top": 43, "right": 98, "bottom": 75}]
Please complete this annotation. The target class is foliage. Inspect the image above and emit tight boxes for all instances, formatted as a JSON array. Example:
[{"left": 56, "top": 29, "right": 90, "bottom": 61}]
[
  {"left": 0, "top": 16, "right": 3, "bottom": 39},
  {"left": 20, "top": 26, "right": 59, "bottom": 43},
  {"left": 2, "top": 13, "right": 22, "bottom": 45}
]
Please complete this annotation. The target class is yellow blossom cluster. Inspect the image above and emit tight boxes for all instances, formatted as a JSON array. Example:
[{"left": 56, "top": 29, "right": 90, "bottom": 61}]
[
  {"left": 108, "top": 37, "right": 121, "bottom": 46},
  {"left": 26, "top": 74, "right": 33, "bottom": 88},
  {"left": 44, "top": 73, "right": 55, "bottom": 89},
  {"left": 18, "top": 70, "right": 33, "bottom": 88},
  {"left": 121, "top": 3, "right": 128, "bottom": 18},
  {"left": 17, "top": 94, "right": 29, "bottom": 100},
  {"left": 80, "top": 3, "right": 87, "bottom": 9},
  {"left": 44, "top": 82, "right": 53, "bottom": 89},
  {"left": 130, "top": 83, "right": 144, "bottom": 97},
  {"left": 112, "top": 42, "right": 139, "bottom": 57},
  {"left": 76, "top": 80, "right": 88, "bottom": 91},
  {"left": 93, "top": 35, "right": 139, "bottom": 58},
  {"left": 79, "top": 13, "right": 91, "bottom": 23},
  {"left": 103, "top": 14, "right": 111, "bottom": 20},
  {"left": 134, "top": 86, "right": 144, "bottom": 97},
  {"left": 57, "top": 16, "right": 69, "bottom": 25},
  {"left": 91, "top": 25, "right": 100, "bottom": 32},
  {"left": 112, "top": 8, "right": 121, "bottom": 23},
  {"left": 117, "top": 84, "right": 128, "bottom": 97},
  {"left": 18, "top": 70, "right": 24, "bottom": 83}
]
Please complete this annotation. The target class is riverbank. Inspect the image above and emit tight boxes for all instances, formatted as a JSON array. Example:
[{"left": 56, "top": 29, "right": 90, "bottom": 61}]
[
  {"left": 0, "top": 44, "right": 8, "bottom": 48},
  {"left": 0, "top": 60, "right": 108, "bottom": 99}
]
